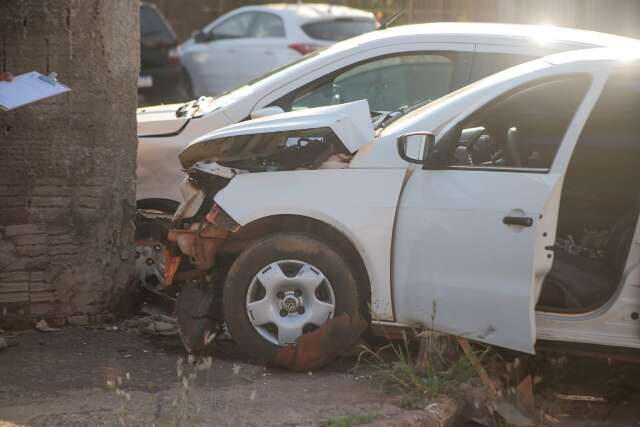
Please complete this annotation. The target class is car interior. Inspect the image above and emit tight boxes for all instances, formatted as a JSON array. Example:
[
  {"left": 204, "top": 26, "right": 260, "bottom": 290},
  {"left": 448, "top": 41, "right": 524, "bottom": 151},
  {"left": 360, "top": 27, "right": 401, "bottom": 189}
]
[
  {"left": 538, "top": 72, "right": 640, "bottom": 312},
  {"left": 446, "top": 76, "right": 592, "bottom": 170},
  {"left": 443, "top": 72, "right": 640, "bottom": 313}
]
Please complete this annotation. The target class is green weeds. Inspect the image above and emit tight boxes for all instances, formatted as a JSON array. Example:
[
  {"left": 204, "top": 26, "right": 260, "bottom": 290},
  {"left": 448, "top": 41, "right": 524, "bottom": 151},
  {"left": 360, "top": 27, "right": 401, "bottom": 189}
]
[
  {"left": 355, "top": 329, "right": 483, "bottom": 408},
  {"left": 325, "top": 413, "right": 379, "bottom": 427}
]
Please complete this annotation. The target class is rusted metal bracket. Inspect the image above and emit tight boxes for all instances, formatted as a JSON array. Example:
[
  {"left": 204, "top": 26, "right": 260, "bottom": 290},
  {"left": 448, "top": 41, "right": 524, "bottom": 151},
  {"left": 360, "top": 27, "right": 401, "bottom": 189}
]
[
  {"left": 456, "top": 337, "right": 498, "bottom": 398},
  {"left": 456, "top": 337, "right": 535, "bottom": 426}
]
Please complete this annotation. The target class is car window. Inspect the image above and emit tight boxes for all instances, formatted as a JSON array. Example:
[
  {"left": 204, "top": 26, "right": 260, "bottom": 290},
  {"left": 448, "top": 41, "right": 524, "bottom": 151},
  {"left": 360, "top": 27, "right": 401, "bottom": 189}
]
[
  {"left": 301, "top": 18, "right": 376, "bottom": 41},
  {"left": 249, "top": 13, "right": 285, "bottom": 38},
  {"left": 289, "top": 54, "right": 455, "bottom": 113},
  {"left": 212, "top": 12, "right": 256, "bottom": 39},
  {"left": 470, "top": 52, "right": 537, "bottom": 82},
  {"left": 442, "top": 75, "right": 592, "bottom": 171},
  {"left": 140, "top": 5, "right": 175, "bottom": 44}
]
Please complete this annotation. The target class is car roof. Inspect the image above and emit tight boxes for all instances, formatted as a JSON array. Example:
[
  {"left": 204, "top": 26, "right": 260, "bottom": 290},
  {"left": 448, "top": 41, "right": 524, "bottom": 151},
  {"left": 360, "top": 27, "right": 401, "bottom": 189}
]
[
  {"left": 232, "top": 3, "right": 375, "bottom": 23},
  {"left": 381, "top": 46, "right": 640, "bottom": 136},
  {"left": 360, "top": 22, "right": 639, "bottom": 48},
  {"left": 544, "top": 46, "right": 640, "bottom": 65}
]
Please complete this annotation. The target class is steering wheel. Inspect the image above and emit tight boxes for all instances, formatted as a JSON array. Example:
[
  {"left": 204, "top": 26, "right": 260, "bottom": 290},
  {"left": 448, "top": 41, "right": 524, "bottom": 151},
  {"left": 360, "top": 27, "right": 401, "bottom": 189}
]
[
  {"left": 464, "top": 128, "right": 487, "bottom": 165},
  {"left": 505, "top": 126, "right": 523, "bottom": 167},
  {"left": 467, "top": 131, "right": 501, "bottom": 166}
]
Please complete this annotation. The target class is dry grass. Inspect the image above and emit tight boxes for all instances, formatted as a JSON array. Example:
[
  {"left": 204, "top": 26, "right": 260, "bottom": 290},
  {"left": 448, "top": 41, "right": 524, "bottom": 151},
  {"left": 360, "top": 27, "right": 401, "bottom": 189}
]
[
  {"left": 354, "top": 329, "right": 483, "bottom": 409},
  {"left": 106, "top": 350, "right": 215, "bottom": 426}
]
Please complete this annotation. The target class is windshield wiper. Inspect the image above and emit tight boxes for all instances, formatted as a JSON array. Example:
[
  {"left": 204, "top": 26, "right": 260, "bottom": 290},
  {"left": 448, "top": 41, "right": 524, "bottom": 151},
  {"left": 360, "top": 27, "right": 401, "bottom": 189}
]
[
  {"left": 371, "top": 110, "right": 397, "bottom": 128},
  {"left": 374, "top": 99, "right": 432, "bottom": 130}
]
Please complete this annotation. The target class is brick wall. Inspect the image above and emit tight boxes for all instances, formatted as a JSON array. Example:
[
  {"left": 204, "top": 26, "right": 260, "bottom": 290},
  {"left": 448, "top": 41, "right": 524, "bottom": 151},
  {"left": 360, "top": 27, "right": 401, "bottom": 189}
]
[{"left": 0, "top": 1, "right": 140, "bottom": 327}]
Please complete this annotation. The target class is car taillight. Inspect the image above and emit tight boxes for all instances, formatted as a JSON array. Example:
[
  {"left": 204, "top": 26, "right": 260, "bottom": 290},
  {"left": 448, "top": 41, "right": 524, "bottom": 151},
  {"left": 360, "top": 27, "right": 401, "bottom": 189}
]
[
  {"left": 167, "top": 47, "right": 181, "bottom": 65},
  {"left": 288, "top": 43, "right": 319, "bottom": 55}
]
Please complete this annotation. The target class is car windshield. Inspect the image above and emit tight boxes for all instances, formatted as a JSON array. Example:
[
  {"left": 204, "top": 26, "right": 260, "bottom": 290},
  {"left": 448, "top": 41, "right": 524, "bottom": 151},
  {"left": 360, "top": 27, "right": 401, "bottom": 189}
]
[
  {"left": 380, "top": 57, "right": 550, "bottom": 135},
  {"left": 378, "top": 82, "right": 482, "bottom": 134}
]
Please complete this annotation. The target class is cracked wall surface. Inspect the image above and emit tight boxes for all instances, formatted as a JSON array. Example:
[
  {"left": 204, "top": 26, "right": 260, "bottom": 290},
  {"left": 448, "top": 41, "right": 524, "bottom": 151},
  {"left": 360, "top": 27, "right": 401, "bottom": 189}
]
[{"left": 0, "top": 0, "right": 140, "bottom": 327}]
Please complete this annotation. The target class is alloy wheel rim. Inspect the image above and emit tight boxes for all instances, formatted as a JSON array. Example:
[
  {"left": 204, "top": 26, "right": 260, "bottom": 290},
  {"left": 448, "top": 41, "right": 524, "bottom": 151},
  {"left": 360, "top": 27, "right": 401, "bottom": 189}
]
[
  {"left": 245, "top": 260, "right": 336, "bottom": 346},
  {"left": 135, "top": 240, "right": 165, "bottom": 290}
]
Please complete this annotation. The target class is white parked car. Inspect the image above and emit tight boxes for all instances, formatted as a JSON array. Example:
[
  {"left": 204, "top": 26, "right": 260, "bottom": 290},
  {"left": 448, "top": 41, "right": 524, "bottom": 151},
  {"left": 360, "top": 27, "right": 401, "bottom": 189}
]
[
  {"left": 137, "top": 24, "right": 638, "bottom": 215},
  {"left": 168, "top": 47, "right": 640, "bottom": 366},
  {"left": 180, "top": 3, "right": 377, "bottom": 97}
]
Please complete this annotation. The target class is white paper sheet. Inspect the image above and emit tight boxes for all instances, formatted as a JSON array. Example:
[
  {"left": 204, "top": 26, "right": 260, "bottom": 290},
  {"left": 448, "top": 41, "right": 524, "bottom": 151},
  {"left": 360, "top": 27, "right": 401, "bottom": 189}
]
[{"left": 0, "top": 71, "right": 70, "bottom": 111}]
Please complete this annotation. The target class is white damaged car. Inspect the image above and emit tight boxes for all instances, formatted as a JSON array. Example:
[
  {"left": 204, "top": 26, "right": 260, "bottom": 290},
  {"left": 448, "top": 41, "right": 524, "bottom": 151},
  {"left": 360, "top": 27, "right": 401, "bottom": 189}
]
[
  {"left": 167, "top": 48, "right": 640, "bottom": 367},
  {"left": 135, "top": 24, "right": 640, "bottom": 293}
]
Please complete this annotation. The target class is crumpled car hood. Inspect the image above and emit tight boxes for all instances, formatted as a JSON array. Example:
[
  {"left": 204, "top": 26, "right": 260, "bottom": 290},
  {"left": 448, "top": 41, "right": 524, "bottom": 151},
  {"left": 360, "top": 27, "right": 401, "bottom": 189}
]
[{"left": 179, "top": 100, "right": 373, "bottom": 169}]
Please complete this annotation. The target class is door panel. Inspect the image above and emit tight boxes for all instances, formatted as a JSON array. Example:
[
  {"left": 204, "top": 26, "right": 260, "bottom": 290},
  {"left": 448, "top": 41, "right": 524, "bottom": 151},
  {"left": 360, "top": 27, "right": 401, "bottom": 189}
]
[
  {"left": 392, "top": 72, "right": 608, "bottom": 353},
  {"left": 190, "top": 12, "right": 257, "bottom": 95},
  {"left": 394, "top": 170, "right": 561, "bottom": 353},
  {"left": 202, "top": 39, "right": 241, "bottom": 94},
  {"left": 237, "top": 13, "right": 289, "bottom": 86}
]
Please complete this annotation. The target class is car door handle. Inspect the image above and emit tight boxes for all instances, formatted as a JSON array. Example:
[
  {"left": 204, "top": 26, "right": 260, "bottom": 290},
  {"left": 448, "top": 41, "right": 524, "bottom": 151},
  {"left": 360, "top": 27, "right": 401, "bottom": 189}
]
[
  {"left": 263, "top": 49, "right": 274, "bottom": 55},
  {"left": 503, "top": 216, "right": 534, "bottom": 227}
]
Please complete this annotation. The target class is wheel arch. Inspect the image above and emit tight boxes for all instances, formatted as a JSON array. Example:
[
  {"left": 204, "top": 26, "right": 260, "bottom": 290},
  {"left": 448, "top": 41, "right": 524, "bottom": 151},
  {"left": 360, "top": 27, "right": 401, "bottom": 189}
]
[{"left": 227, "top": 214, "right": 372, "bottom": 319}]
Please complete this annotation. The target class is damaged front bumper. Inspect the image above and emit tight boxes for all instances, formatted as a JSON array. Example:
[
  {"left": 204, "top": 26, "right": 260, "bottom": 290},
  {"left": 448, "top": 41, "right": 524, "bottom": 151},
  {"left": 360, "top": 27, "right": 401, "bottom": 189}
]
[{"left": 164, "top": 203, "right": 239, "bottom": 287}]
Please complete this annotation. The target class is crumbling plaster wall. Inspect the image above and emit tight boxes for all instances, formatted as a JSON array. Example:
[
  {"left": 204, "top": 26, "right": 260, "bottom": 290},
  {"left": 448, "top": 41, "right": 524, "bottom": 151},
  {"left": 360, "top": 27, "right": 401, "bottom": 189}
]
[{"left": 0, "top": 0, "right": 139, "bottom": 327}]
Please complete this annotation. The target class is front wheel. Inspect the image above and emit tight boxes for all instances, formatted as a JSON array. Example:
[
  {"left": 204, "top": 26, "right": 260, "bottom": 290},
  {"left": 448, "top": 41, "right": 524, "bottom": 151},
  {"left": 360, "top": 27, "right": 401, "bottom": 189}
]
[{"left": 223, "top": 233, "right": 365, "bottom": 369}]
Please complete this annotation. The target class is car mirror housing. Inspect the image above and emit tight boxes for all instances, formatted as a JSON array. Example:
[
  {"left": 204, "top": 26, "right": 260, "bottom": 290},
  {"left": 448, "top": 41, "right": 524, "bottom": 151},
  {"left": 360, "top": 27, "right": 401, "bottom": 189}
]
[
  {"left": 397, "top": 132, "right": 435, "bottom": 165},
  {"left": 194, "top": 30, "right": 212, "bottom": 43},
  {"left": 250, "top": 106, "right": 285, "bottom": 120}
]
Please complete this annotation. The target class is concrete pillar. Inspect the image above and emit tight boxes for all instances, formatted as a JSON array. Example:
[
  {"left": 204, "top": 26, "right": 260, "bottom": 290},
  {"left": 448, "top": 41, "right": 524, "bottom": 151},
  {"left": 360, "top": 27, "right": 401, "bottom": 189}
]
[{"left": 0, "top": 0, "right": 139, "bottom": 327}]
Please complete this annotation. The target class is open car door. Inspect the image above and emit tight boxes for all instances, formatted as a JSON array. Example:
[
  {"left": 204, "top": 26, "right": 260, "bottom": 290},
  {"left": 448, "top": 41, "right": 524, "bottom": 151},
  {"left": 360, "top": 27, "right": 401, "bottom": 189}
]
[{"left": 392, "top": 70, "right": 608, "bottom": 353}]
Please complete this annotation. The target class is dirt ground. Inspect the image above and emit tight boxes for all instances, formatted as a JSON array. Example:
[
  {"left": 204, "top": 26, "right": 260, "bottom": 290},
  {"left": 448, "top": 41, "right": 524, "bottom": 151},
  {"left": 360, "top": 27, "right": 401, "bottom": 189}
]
[
  {"left": 0, "top": 326, "right": 404, "bottom": 427},
  {"left": 2, "top": 324, "right": 640, "bottom": 427},
  {"left": 530, "top": 352, "right": 640, "bottom": 427}
]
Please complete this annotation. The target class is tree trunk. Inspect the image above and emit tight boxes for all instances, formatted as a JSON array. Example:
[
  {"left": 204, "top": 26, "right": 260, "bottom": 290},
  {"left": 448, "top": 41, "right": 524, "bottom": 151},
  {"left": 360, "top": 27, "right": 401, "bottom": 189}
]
[{"left": 0, "top": 0, "right": 139, "bottom": 327}]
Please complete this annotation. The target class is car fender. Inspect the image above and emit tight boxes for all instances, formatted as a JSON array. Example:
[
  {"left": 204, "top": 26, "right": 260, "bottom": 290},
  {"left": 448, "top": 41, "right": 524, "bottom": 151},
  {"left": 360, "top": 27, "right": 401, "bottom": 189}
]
[{"left": 214, "top": 168, "right": 406, "bottom": 321}]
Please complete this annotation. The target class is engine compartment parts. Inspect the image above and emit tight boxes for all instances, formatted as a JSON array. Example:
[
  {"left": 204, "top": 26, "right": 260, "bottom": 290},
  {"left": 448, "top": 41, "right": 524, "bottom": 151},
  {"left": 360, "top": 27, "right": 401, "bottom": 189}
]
[{"left": 179, "top": 100, "right": 374, "bottom": 169}]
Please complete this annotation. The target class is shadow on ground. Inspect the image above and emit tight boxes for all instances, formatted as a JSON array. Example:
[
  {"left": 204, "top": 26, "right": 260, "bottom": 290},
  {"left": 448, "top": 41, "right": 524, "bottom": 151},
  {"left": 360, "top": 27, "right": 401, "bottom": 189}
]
[{"left": 0, "top": 326, "right": 401, "bottom": 426}]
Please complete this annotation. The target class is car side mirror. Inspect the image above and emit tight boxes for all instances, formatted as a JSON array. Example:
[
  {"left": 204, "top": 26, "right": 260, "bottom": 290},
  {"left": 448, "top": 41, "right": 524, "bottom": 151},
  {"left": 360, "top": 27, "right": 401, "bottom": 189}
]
[
  {"left": 397, "top": 132, "right": 435, "bottom": 165},
  {"left": 250, "top": 106, "right": 285, "bottom": 119},
  {"left": 194, "top": 30, "right": 212, "bottom": 43}
]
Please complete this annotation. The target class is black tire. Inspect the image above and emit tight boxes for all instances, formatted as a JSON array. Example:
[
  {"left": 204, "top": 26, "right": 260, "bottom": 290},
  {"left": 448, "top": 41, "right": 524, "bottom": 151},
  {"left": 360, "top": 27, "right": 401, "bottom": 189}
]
[{"left": 223, "top": 233, "right": 362, "bottom": 365}]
